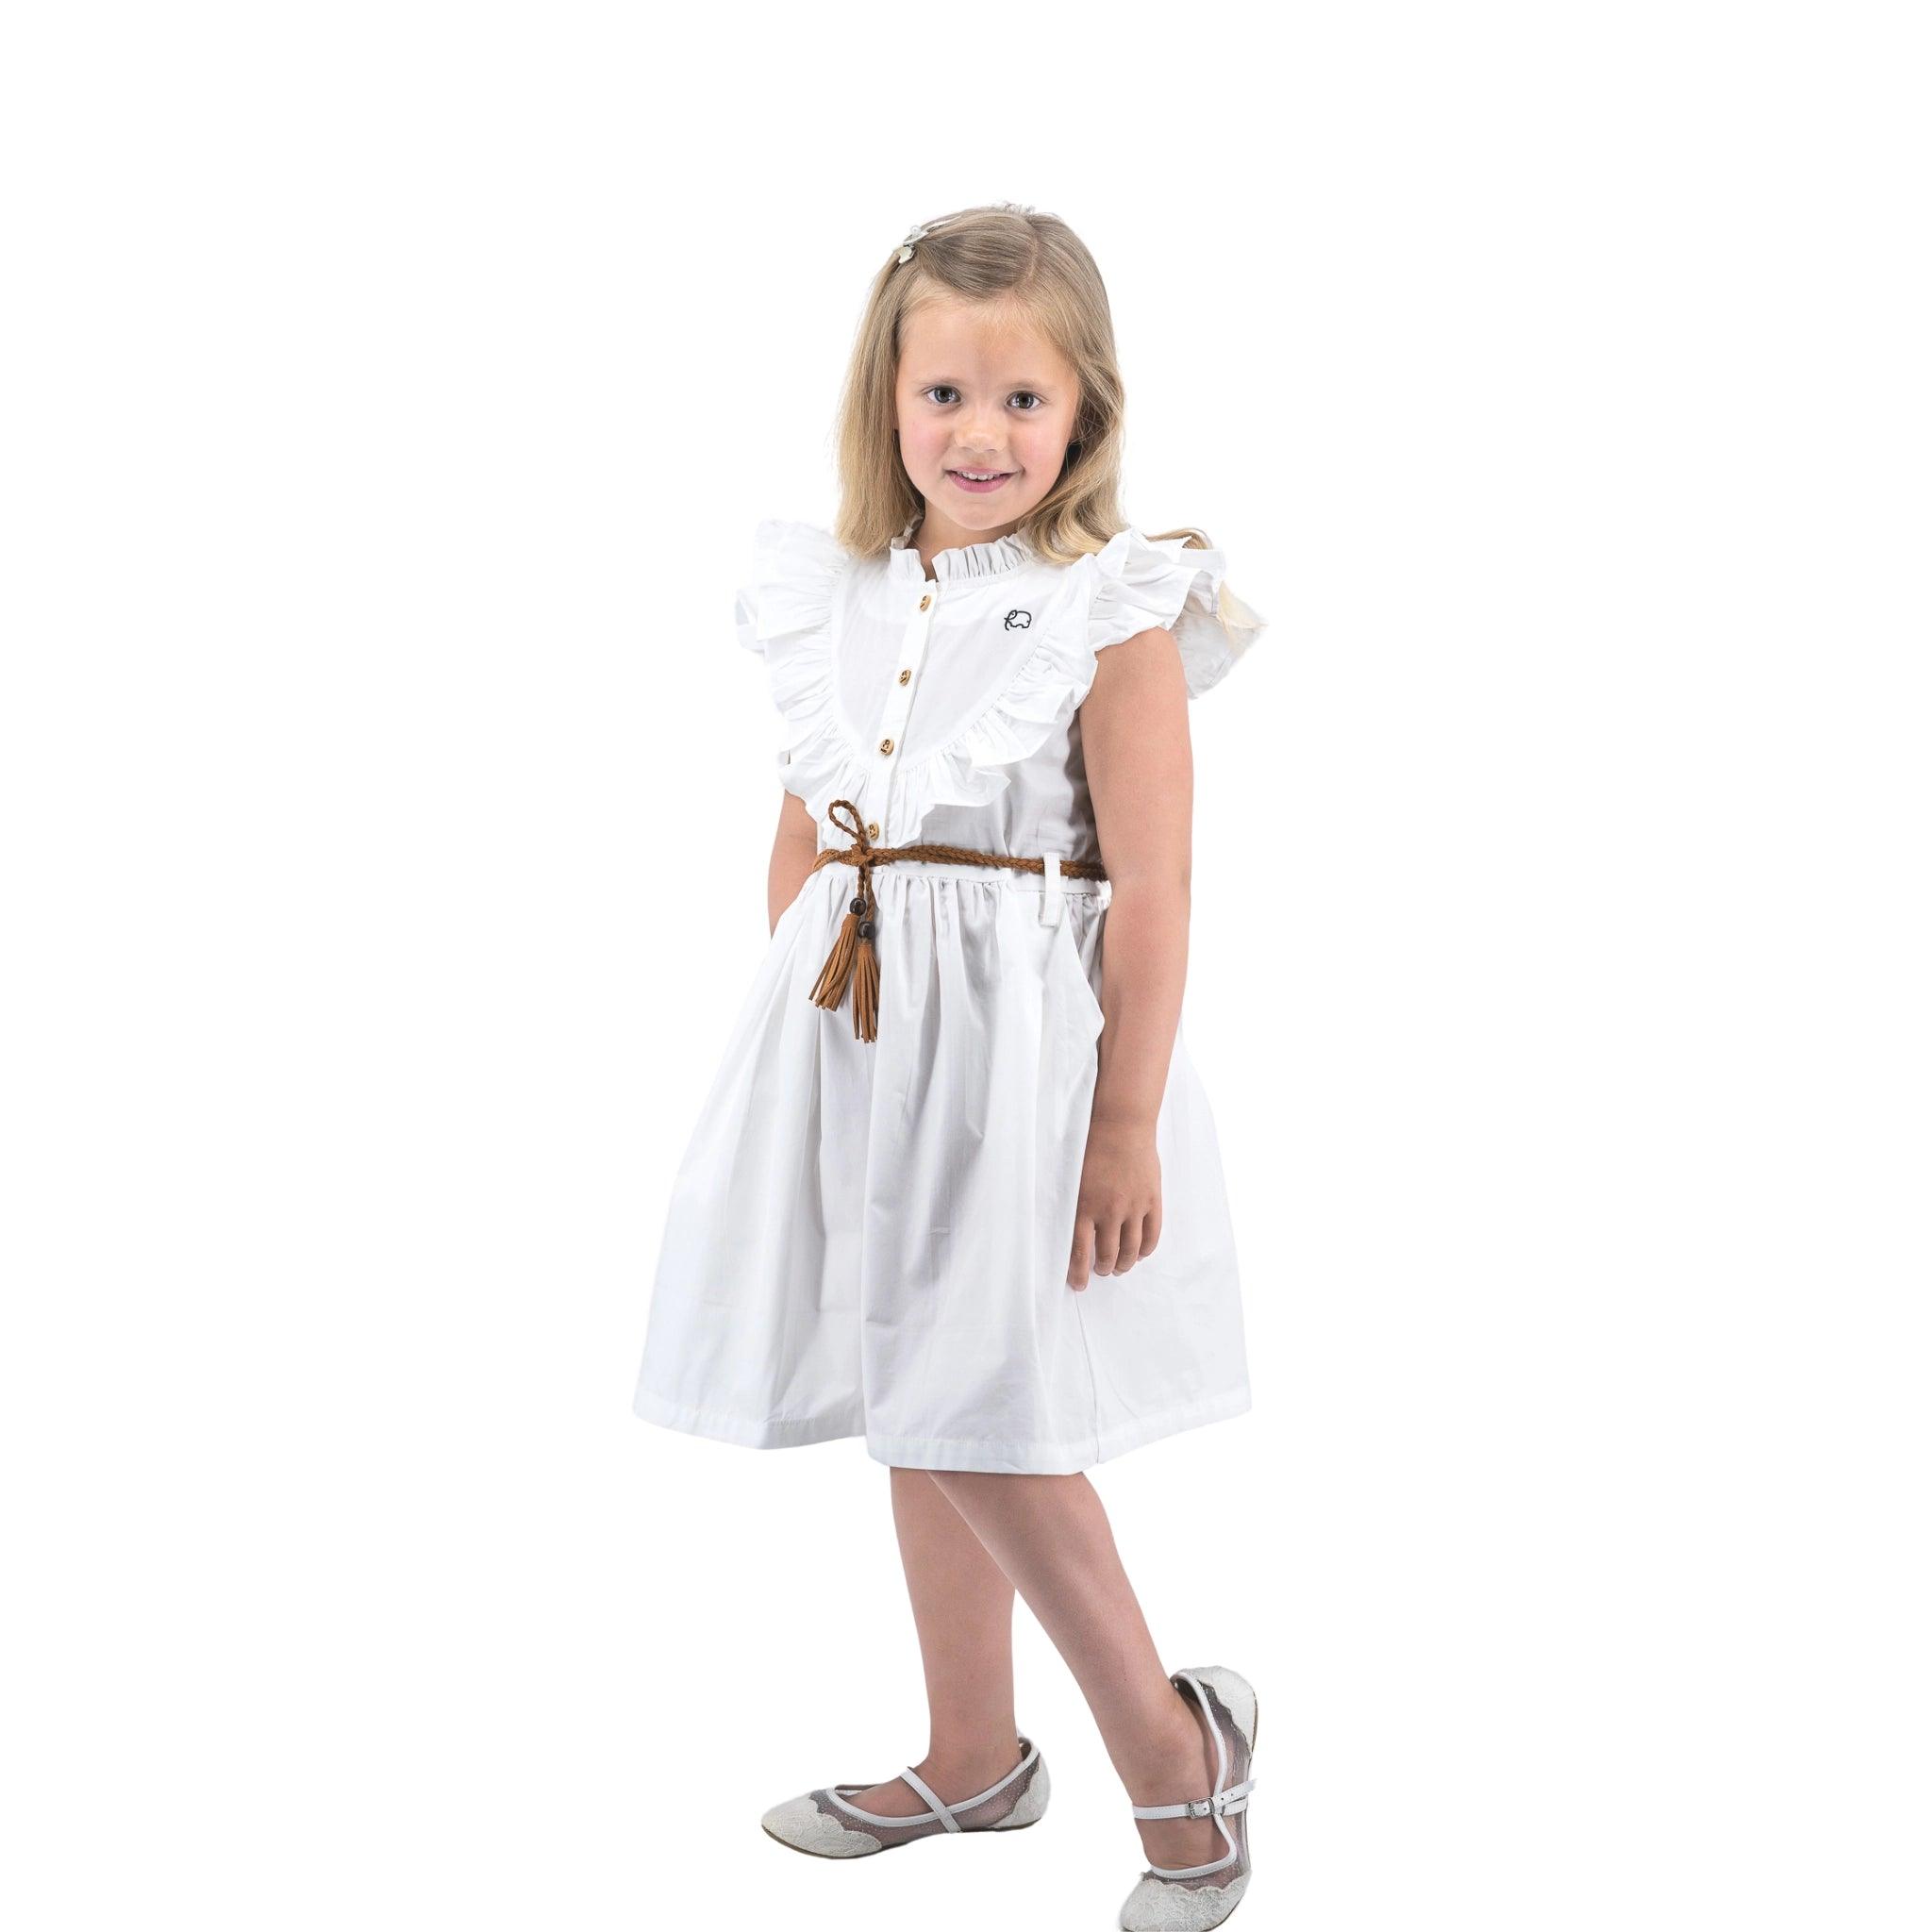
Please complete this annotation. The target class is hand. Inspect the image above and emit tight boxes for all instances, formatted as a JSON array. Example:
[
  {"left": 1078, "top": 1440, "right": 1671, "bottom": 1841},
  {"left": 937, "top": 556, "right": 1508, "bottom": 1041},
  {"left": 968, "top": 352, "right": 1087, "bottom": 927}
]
[{"left": 1067, "top": 1118, "right": 1162, "bottom": 1290}]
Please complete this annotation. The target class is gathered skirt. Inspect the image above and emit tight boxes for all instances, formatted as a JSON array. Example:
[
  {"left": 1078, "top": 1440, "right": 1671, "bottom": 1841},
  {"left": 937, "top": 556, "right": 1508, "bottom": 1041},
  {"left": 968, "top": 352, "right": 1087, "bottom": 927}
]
[{"left": 631, "top": 856, "right": 1251, "bottom": 1474}]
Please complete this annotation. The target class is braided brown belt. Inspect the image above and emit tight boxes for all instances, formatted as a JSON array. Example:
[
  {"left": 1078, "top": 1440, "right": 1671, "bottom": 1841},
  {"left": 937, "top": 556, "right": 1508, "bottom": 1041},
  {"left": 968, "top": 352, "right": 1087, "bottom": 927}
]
[{"left": 805, "top": 798, "right": 1108, "bottom": 1042}]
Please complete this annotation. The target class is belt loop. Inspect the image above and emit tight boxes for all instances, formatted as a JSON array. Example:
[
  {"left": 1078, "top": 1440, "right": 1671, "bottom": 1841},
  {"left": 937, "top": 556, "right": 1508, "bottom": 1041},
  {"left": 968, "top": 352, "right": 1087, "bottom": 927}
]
[{"left": 1040, "top": 852, "right": 1063, "bottom": 925}]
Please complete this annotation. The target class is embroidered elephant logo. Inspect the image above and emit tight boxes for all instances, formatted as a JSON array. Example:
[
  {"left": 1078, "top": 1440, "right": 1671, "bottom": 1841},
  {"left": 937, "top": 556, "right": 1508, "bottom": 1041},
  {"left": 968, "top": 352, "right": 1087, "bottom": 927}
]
[{"left": 1004, "top": 608, "right": 1033, "bottom": 631}]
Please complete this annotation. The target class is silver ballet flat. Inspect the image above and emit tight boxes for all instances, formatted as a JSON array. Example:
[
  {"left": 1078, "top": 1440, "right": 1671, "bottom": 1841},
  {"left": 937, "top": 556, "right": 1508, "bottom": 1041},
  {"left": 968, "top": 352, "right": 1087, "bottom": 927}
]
[
  {"left": 1119, "top": 1665, "right": 1259, "bottom": 1931},
  {"left": 760, "top": 1733, "right": 1050, "bottom": 1857}
]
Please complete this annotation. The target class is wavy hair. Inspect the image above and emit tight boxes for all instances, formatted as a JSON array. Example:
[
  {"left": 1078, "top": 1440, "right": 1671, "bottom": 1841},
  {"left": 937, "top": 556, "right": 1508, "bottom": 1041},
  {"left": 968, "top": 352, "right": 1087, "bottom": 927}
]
[{"left": 831, "top": 201, "right": 1213, "bottom": 568}]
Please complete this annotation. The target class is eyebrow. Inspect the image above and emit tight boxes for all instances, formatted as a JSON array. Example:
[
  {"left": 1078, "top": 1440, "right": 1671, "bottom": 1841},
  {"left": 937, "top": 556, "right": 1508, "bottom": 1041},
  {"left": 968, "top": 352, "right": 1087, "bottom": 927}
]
[{"left": 911, "top": 375, "right": 1058, "bottom": 391}]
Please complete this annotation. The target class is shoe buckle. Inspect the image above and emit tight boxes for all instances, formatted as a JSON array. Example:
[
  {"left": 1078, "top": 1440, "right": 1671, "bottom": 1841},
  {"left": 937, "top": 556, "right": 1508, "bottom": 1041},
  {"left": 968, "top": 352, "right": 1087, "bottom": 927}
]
[{"left": 1185, "top": 1791, "right": 1240, "bottom": 1818}]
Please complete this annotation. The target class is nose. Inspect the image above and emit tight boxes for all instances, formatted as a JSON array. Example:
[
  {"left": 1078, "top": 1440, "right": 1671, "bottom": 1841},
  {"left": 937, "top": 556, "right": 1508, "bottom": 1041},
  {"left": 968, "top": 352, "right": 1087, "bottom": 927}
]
[{"left": 959, "top": 405, "right": 1008, "bottom": 458}]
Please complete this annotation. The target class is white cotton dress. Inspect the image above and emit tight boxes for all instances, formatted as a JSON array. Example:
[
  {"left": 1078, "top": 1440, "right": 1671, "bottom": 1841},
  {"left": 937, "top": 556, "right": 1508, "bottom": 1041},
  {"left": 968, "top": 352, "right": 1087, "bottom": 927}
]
[{"left": 631, "top": 514, "right": 1267, "bottom": 1474}]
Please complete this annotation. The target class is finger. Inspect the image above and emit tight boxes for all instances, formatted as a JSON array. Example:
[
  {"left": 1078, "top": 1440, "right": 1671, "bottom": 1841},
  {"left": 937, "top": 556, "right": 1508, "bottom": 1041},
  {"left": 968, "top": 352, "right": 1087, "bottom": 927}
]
[
  {"left": 1093, "top": 1217, "right": 1122, "bottom": 1276},
  {"left": 1141, "top": 1200, "right": 1162, "bottom": 1257},
  {"left": 1067, "top": 1218, "right": 1091, "bottom": 1291},
  {"left": 1114, "top": 1219, "right": 1143, "bottom": 1274}
]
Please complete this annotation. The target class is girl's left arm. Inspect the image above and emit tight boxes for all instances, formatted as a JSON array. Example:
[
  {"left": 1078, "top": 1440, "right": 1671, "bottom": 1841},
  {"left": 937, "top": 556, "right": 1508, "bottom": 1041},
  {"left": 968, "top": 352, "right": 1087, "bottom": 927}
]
[
  {"left": 768, "top": 789, "right": 821, "bottom": 934},
  {"left": 1065, "top": 626, "right": 1192, "bottom": 1289}
]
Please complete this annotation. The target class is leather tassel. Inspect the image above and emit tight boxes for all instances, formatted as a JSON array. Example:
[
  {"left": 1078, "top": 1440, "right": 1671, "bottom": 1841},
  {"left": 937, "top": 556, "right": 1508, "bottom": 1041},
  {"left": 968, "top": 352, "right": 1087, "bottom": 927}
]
[
  {"left": 850, "top": 930, "right": 879, "bottom": 1041},
  {"left": 808, "top": 882, "right": 881, "bottom": 1041},
  {"left": 808, "top": 908, "right": 861, "bottom": 1012}
]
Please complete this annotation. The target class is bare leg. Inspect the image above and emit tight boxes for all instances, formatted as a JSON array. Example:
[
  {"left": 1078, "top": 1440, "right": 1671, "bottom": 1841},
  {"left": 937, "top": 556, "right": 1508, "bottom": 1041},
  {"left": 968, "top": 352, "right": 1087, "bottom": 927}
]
[
  {"left": 841, "top": 1467, "right": 1027, "bottom": 1817},
  {"left": 928, "top": 1469, "right": 1228, "bottom": 1872}
]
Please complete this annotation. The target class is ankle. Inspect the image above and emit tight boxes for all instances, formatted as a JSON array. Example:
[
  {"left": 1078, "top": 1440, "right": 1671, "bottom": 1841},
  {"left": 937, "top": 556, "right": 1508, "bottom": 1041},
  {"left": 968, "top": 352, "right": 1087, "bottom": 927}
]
[
  {"left": 1118, "top": 1702, "right": 1209, "bottom": 1805},
  {"left": 917, "top": 1731, "right": 1023, "bottom": 1790}
]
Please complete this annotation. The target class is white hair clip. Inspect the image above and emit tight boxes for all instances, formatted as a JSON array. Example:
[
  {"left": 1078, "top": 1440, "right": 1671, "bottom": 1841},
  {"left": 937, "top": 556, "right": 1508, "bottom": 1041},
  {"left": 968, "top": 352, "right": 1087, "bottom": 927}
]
[{"left": 896, "top": 222, "right": 932, "bottom": 264}]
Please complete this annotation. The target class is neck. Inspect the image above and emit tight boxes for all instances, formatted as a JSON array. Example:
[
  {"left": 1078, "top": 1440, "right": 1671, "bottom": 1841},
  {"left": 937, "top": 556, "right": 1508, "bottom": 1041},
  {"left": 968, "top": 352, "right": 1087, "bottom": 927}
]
[{"left": 908, "top": 507, "right": 1020, "bottom": 575}]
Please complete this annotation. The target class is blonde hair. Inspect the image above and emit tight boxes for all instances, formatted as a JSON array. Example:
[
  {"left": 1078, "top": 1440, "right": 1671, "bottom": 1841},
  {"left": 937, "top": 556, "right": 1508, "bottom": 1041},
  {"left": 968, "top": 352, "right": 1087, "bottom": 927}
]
[{"left": 831, "top": 201, "right": 1212, "bottom": 567}]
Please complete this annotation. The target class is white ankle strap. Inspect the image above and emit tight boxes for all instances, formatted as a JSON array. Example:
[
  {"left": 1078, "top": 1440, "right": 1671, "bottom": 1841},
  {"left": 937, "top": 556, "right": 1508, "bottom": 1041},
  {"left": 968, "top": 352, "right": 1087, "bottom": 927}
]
[
  {"left": 824, "top": 1735, "right": 1039, "bottom": 1828},
  {"left": 1131, "top": 1774, "right": 1257, "bottom": 1821}
]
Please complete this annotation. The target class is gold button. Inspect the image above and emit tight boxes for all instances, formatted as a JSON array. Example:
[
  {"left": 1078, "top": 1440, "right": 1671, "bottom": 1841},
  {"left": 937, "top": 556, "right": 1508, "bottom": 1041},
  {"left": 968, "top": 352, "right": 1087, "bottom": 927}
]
[
  {"left": 897, "top": 668, "right": 911, "bottom": 685},
  {"left": 867, "top": 821, "right": 880, "bottom": 839},
  {"left": 919, "top": 592, "right": 932, "bottom": 611},
  {"left": 878, "top": 737, "right": 894, "bottom": 755}
]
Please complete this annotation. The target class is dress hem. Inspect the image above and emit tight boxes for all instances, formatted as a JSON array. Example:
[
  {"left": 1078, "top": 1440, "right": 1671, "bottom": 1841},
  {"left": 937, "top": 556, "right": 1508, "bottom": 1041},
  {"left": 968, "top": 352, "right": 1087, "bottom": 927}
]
[{"left": 631, "top": 1382, "right": 1252, "bottom": 1475}]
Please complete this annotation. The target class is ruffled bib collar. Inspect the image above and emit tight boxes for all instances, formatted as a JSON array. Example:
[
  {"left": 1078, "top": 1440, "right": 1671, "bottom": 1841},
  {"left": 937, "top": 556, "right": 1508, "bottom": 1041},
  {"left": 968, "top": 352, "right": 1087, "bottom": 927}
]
[
  {"left": 736, "top": 514, "right": 1266, "bottom": 844},
  {"left": 888, "top": 514, "right": 1037, "bottom": 584}
]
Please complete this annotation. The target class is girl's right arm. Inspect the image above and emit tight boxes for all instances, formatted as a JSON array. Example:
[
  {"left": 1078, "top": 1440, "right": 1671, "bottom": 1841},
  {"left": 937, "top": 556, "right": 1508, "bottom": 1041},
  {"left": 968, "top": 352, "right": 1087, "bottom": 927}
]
[{"left": 768, "top": 790, "right": 820, "bottom": 933}]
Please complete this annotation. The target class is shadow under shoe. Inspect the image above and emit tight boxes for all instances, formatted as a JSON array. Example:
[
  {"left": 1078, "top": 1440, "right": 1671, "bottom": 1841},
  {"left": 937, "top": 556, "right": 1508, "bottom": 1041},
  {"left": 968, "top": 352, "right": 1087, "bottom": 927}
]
[{"left": 762, "top": 1734, "right": 1050, "bottom": 1858}]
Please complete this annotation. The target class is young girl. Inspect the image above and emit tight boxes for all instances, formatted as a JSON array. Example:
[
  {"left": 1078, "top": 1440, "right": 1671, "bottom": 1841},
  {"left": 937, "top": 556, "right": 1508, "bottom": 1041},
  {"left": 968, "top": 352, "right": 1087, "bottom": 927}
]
[{"left": 632, "top": 202, "right": 1268, "bottom": 1930}]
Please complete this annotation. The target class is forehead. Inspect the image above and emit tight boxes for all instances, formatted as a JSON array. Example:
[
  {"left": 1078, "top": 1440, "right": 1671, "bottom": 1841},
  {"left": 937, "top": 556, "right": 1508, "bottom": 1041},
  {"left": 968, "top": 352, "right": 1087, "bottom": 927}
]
[{"left": 899, "top": 298, "right": 1074, "bottom": 383}]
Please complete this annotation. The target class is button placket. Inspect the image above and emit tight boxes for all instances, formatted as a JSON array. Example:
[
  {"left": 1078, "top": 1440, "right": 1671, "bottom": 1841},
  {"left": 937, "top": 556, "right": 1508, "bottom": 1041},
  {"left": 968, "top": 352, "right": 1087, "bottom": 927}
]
[{"left": 862, "top": 577, "right": 941, "bottom": 845}]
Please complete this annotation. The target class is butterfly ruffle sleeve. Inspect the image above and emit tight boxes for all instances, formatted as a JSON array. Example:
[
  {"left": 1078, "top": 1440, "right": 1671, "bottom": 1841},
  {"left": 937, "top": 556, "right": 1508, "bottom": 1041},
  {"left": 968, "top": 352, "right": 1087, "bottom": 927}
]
[
  {"left": 1084, "top": 526, "right": 1268, "bottom": 699},
  {"left": 733, "top": 519, "right": 873, "bottom": 820}
]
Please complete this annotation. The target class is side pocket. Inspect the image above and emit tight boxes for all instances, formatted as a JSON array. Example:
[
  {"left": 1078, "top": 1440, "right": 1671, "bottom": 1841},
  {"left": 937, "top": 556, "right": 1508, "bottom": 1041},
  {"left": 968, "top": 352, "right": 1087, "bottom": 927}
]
[{"left": 1051, "top": 908, "right": 1107, "bottom": 1043}]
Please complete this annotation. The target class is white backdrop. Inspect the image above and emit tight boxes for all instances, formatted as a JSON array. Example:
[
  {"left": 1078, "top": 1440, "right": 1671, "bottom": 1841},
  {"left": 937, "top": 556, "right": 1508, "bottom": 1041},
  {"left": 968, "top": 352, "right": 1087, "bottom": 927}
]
[{"left": 3, "top": 4, "right": 1926, "bottom": 1927}]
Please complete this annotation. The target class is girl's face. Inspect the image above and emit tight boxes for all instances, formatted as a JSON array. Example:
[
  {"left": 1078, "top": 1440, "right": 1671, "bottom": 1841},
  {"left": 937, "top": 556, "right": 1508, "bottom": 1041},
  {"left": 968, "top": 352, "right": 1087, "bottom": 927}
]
[{"left": 894, "top": 297, "right": 1081, "bottom": 550}]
